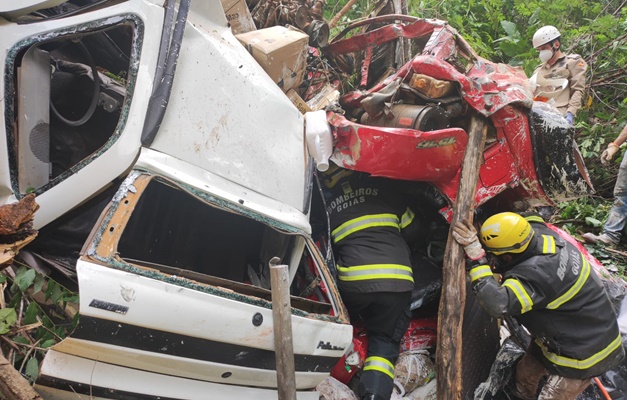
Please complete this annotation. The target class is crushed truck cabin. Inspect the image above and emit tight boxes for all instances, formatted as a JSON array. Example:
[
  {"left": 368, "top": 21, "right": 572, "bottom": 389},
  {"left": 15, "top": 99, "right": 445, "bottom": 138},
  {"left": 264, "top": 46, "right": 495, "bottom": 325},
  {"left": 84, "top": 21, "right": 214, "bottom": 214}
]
[{"left": 1, "top": 1, "right": 624, "bottom": 399}]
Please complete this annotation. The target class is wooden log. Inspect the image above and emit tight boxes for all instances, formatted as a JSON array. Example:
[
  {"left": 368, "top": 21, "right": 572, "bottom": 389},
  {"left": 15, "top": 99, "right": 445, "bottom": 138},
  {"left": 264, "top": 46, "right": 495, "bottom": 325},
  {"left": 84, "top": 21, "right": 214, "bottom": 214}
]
[
  {"left": 328, "top": 0, "right": 359, "bottom": 29},
  {"left": 0, "top": 353, "right": 43, "bottom": 400},
  {"left": 269, "top": 257, "right": 297, "bottom": 400},
  {"left": 436, "top": 114, "right": 488, "bottom": 399}
]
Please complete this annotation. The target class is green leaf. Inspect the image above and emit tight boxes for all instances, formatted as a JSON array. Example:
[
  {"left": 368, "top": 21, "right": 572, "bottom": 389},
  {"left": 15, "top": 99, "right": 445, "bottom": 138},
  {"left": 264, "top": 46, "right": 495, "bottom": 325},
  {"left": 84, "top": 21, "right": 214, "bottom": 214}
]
[
  {"left": 0, "top": 274, "right": 6, "bottom": 284},
  {"left": 40, "top": 339, "right": 56, "bottom": 348},
  {"left": 23, "top": 302, "right": 39, "bottom": 325},
  {"left": 14, "top": 268, "right": 36, "bottom": 292},
  {"left": 0, "top": 308, "right": 17, "bottom": 334},
  {"left": 45, "top": 281, "right": 63, "bottom": 305},
  {"left": 25, "top": 358, "right": 39, "bottom": 381},
  {"left": 585, "top": 216, "right": 602, "bottom": 227},
  {"left": 12, "top": 336, "right": 30, "bottom": 345},
  {"left": 500, "top": 20, "right": 521, "bottom": 39},
  {"left": 33, "top": 273, "right": 45, "bottom": 294}
]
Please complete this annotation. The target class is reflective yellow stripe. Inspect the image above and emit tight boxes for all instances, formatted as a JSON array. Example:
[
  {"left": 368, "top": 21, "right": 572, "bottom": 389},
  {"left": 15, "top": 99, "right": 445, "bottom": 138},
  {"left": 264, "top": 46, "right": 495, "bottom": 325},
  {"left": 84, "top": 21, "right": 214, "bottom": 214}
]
[
  {"left": 536, "top": 334, "right": 623, "bottom": 370},
  {"left": 524, "top": 215, "right": 545, "bottom": 223},
  {"left": 337, "top": 264, "right": 414, "bottom": 283},
  {"left": 364, "top": 356, "right": 395, "bottom": 379},
  {"left": 503, "top": 278, "right": 533, "bottom": 314},
  {"left": 469, "top": 265, "right": 493, "bottom": 283},
  {"left": 542, "top": 235, "right": 556, "bottom": 254},
  {"left": 547, "top": 254, "right": 590, "bottom": 310},
  {"left": 400, "top": 208, "right": 415, "bottom": 229},
  {"left": 332, "top": 213, "right": 400, "bottom": 243}
]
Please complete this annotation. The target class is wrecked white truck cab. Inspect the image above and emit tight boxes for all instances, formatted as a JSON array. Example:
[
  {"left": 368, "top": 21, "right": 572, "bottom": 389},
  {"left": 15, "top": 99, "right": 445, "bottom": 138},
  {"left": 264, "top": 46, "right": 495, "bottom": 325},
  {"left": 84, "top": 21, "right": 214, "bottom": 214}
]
[{"left": 1, "top": 0, "right": 351, "bottom": 398}]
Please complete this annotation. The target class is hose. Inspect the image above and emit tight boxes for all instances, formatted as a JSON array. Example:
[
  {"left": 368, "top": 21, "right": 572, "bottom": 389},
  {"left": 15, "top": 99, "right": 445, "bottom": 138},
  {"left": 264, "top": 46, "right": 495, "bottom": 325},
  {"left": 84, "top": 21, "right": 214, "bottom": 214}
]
[
  {"left": 593, "top": 376, "right": 612, "bottom": 400},
  {"left": 50, "top": 40, "right": 100, "bottom": 127}
]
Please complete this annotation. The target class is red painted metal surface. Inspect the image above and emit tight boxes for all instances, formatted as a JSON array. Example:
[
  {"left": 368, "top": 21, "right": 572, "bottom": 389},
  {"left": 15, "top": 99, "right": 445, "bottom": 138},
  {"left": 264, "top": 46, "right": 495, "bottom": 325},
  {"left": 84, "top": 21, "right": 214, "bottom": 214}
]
[
  {"left": 323, "top": 16, "right": 558, "bottom": 220},
  {"left": 330, "top": 317, "right": 438, "bottom": 385},
  {"left": 329, "top": 113, "right": 467, "bottom": 182}
]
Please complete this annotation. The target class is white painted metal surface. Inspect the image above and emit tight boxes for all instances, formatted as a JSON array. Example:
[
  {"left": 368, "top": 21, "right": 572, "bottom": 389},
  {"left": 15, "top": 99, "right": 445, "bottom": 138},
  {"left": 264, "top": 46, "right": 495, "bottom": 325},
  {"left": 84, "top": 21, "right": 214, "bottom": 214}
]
[
  {"left": 74, "top": 261, "right": 350, "bottom": 364},
  {"left": 39, "top": 260, "right": 351, "bottom": 393},
  {"left": 36, "top": 351, "right": 321, "bottom": 400},
  {"left": 149, "top": 0, "right": 307, "bottom": 212},
  {"left": 0, "top": 0, "right": 67, "bottom": 19},
  {"left": 136, "top": 147, "right": 313, "bottom": 234},
  {"left": 0, "top": 0, "right": 164, "bottom": 228},
  {"left": 1, "top": 0, "right": 306, "bottom": 226}
]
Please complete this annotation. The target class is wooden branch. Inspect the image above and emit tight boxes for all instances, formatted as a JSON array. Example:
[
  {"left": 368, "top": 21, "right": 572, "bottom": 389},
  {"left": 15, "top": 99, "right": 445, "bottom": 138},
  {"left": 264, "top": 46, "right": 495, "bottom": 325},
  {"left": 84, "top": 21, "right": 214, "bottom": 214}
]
[
  {"left": 436, "top": 114, "right": 488, "bottom": 399},
  {"left": 328, "top": 0, "right": 359, "bottom": 29},
  {"left": 269, "top": 257, "right": 296, "bottom": 400},
  {"left": 0, "top": 353, "right": 43, "bottom": 400},
  {"left": 586, "top": 33, "right": 627, "bottom": 63},
  {"left": 591, "top": 68, "right": 627, "bottom": 86},
  {"left": 605, "top": 247, "right": 627, "bottom": 258}
]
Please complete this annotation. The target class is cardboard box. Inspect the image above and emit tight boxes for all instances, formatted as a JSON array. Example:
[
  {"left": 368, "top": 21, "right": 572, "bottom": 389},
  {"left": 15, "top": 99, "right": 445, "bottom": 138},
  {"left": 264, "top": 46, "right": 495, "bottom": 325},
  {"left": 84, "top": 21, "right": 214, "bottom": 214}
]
[
  {"left": 286, "top": 89, "right": 311, "bottom": 114},
  {"left": 236, "top": 26, "right": 309, "bottom": 93},
  {"left": 220, "top": 0, "right": 256, "bottom": 35}
]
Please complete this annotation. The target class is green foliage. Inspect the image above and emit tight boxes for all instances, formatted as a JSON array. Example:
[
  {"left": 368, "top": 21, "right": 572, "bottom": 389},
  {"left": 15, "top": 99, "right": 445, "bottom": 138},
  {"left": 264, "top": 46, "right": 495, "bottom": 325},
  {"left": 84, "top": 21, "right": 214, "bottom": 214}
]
[
  {"left": 558, "top": 196, "right": 611, "bottom": 225},
  {"left": 1, "top": 265, "right": 78, "bottom": 384},
  {"left": 0, "top": 307, "right": 17, "bottom": 334}
]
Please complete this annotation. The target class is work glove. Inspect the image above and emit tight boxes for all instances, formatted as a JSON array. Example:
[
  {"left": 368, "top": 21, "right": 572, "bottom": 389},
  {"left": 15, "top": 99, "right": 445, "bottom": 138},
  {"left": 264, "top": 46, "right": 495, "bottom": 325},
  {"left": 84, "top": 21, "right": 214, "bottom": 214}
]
[
  {"left": 565, "top": 112, "right": 575, "bottom": 126},
  {"left": 601, "top": 143, "right": 620, "bottom": 166},
  {"left": 452, "top": 220, "right": 486, "bottom": 261}
]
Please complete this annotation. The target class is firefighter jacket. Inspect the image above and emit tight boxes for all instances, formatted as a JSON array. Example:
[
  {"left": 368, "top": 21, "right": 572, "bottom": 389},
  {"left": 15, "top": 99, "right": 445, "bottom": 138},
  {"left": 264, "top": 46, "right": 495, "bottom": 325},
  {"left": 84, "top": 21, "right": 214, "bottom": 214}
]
[
  {"left": 467, "top": 219, "right": 624, "bottom": 379},
  {"left": 324, "top": 172, "right": 416, "bottom": 294},
  {"left": 532, "top": 53, "right": 588, "bottom": 117}
]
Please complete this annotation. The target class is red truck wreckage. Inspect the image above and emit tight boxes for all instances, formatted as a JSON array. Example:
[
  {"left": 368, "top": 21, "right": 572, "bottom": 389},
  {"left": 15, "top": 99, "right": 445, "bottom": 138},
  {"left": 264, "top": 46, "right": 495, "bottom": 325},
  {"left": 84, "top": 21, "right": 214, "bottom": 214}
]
[
  {"left": 0, "top": 2, "right": 624, "bottom": 399},
  {"left": 322, "top": 15, "right": 592, "bottom": 217}
]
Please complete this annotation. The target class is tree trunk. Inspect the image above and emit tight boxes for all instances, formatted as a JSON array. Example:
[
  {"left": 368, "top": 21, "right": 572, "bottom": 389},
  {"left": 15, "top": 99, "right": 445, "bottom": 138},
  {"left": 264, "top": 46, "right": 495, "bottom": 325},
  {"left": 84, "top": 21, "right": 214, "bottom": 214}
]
[
  {"left": 0, "top": 354, "right": 43, "bottom": 400},
  {"left": 436, "top": 114, "right": 488, "bottom": 399},
  {"left": 270, "top": 257, "right": 297, "bottom": 400}
]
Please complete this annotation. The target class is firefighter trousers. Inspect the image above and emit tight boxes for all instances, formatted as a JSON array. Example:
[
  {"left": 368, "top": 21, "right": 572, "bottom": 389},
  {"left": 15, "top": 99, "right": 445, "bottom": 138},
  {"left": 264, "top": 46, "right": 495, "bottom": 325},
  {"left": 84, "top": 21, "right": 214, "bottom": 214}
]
[
  {"left": 513, "top": 345, "right": 591, "bottom": 400},
  {"left": 341, "top": 290, "right": 412, "bottom": 399}
]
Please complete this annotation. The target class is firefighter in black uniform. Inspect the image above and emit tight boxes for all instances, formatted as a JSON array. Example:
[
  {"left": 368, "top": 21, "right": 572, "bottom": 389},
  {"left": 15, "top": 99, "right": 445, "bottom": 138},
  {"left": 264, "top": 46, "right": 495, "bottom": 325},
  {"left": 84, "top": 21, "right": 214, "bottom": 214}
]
[
  {"left": 452, "top": 212, "right": 624, "bottom": 399},
  {"left": 321, "top": 164, "right": 418, "bottom": 400}
]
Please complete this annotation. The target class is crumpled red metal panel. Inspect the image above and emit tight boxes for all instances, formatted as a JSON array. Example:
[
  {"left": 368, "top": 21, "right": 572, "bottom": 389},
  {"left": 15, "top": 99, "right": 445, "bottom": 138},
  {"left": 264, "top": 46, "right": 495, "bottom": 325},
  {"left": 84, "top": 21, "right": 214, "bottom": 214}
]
[
  {"left": 328, "top": 112, "right": 468, "bottom": 182},
  {"left": 323, "top": 16, "right": 554, "bottom": 218},
  {"left": 326, "top": 17, "right": 533, "bottom": 117},
  {"left": 330, "top": 317, "right": 437, "bottom": 385}
]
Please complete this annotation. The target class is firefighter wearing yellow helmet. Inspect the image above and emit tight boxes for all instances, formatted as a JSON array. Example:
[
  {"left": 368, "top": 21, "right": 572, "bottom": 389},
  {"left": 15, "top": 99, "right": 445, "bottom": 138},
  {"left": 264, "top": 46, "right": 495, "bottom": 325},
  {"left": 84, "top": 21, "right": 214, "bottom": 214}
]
[{"left": 452, "top": 212, "right": 623, "bottom": 399}]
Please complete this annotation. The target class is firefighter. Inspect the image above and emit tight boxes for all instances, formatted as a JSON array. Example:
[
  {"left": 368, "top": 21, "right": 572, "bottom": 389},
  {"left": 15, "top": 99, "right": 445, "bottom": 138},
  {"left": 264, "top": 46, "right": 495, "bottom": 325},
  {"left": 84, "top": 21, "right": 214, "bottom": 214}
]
[
  {"left": 452, "top": 212, "right": 624, "bottom": 399},
  {"left": 582, "top": 123, "right": 627, "bottom": 246},
  {"left": 321, "top": 164, "right": 418, "bottom": 400},
  {"left": 531, "top": 25, "right": 588, "bottom": 125}
]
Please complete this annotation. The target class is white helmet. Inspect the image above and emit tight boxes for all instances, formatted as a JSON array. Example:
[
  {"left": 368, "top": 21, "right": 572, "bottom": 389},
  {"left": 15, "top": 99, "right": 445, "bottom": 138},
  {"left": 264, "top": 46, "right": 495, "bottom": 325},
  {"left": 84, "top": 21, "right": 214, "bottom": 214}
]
[{"left": 532, "top": 26, "right": 561, "bottom": 48}]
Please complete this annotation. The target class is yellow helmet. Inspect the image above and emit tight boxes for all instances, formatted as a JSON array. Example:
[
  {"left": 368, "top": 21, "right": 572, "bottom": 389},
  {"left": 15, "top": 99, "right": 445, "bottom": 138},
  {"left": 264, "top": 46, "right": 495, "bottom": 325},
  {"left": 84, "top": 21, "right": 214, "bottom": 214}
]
[{"left": 479, "top": 212, "right": 535, "bottom": 255}]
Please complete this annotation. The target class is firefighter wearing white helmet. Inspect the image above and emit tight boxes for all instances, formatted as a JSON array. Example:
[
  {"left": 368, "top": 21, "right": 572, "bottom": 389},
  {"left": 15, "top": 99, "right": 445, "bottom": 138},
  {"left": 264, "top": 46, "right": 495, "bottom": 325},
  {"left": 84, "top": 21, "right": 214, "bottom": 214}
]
[
  {"left": 452, "top": 212, "right": 624, "bottom": 399},
  {"left": 529, "top": 25, "right": 588, "bottom": 126}
]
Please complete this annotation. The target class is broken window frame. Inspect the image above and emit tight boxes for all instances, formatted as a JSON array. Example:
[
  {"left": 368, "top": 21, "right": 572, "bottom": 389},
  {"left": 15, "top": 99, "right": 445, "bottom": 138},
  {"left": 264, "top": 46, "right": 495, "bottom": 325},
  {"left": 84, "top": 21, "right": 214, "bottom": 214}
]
[
  {"left": 80, "top": 170, "right": 349, "bottom": 322},
  {"left": 4, "top": 13, "right": 144, "bottom": 197}
]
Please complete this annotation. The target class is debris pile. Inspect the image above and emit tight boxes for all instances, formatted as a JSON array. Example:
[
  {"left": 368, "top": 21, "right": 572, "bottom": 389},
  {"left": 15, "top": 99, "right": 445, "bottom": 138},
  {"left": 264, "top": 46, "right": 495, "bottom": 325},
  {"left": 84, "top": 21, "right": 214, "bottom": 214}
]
[{"left": 0, "top": 194, "right": 38, "bottom": 266}]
